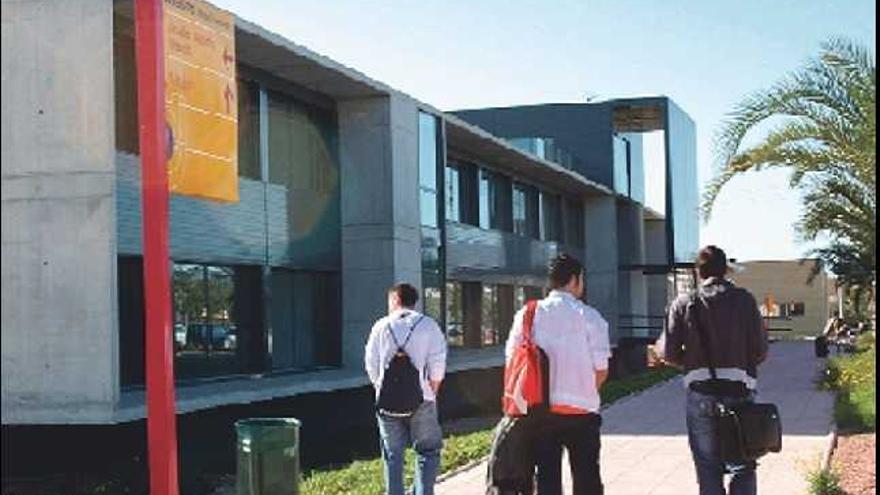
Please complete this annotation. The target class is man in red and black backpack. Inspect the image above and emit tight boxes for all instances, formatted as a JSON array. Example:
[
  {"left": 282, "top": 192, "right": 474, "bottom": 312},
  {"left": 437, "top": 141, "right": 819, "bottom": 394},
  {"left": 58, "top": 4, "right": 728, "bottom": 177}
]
[{"left": 503, "top": 254, "right": 612, "bottom": 495}]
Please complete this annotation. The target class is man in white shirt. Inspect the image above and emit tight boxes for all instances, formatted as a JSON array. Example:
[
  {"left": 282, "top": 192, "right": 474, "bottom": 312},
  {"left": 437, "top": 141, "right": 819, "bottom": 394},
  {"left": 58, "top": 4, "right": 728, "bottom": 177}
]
[
  {"left": 505, "top": 254, "right": 611, "bottom": 495},
  {"left": 365, "top": 283, "right": 448, "bottom": 495}
]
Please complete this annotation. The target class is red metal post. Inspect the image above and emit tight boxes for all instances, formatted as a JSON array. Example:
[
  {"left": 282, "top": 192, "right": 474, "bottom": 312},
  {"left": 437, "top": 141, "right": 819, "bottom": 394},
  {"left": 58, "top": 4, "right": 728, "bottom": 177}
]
[{"left": 134, "top": 1, "right": 180, "bottom": 494}]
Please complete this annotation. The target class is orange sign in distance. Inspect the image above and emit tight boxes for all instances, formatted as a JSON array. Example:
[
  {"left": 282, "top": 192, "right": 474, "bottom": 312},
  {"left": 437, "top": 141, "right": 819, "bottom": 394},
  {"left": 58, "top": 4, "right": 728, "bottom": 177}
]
[{"left": 164, "top": 0, "right": 238, "bottom": 202}]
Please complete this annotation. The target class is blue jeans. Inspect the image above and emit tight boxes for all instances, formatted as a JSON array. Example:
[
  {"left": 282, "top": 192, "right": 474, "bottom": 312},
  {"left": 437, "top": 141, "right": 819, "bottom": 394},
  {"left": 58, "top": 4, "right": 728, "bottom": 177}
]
[
  {"left": 686, "top": 389, "right": 757, "bottom": 495},
  {"left": 377, "top": 401, "right": 443, "bottom": 495}
]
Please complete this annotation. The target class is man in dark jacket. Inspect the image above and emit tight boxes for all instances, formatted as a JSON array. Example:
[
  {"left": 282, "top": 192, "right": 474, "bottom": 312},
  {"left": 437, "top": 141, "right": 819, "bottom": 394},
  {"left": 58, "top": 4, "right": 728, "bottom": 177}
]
[{"left": 656, "top": 246, "right": 768, "bottom": 495}]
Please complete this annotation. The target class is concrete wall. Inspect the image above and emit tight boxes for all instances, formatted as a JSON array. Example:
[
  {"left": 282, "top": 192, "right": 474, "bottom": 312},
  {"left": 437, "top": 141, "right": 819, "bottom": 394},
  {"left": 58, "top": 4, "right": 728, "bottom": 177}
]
[
  {"left": 338, "top": 94, "right": 422, "bottom": 369},
  {"left": 731, "top": 260, "right": 830, "bottom": 337},
  {"left": 1, "top": 0, "right": 117, "bottom": 423}
]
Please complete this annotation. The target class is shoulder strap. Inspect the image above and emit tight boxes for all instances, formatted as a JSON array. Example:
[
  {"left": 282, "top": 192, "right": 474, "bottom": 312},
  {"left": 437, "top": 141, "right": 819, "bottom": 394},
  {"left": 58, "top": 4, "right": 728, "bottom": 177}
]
[
  {"left": 400, "top": 315, "right": 425, "bottom": 351},
  {"left": 522, "top": 300, "right": 538, "bottom": 344},
  {"left": 693, "top": 294, "right": 718, "bottom": 380}
]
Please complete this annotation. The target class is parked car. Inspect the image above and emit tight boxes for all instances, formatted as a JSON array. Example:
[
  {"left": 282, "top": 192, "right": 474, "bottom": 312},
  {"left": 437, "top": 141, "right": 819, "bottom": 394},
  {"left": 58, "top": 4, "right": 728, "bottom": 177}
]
[
  {"left": 188, "top": 323, "right": 236, "bottom": 350},
  {"left": 173, "top": 324, "right": 187, "bottom": 349}
]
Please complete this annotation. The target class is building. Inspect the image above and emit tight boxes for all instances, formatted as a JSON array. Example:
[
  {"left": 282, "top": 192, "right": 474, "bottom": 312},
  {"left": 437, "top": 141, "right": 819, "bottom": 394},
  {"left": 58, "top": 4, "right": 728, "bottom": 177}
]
[
  {"left": 731, "top": 260, "right": 833, "bottom": 337},
  {"left": 1, "top": 0, "right": 697, "bottom": 474}
]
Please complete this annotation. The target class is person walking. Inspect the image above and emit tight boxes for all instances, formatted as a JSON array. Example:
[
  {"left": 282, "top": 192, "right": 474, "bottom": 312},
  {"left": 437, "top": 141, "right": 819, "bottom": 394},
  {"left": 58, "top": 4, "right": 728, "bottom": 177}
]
[
  {"left": 656, "top": 246, "right": 769, "bottom": 495},
  {"left": 365, "top": 283, "right": 448, "bottom": 495},
  {"left": 504, "top": 253, "right": 611, "bottom": 495}
]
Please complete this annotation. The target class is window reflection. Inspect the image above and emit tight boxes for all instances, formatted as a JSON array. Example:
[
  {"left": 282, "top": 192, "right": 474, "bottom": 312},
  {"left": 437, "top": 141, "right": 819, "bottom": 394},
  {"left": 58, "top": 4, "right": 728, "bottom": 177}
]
[
  {"left": 482, "top": 284, "right": 499, "bottom": 346},
  {"left": 173, "top": 263, "right": 250, "bottom": 379},
  {"left": 446, "top": 281, "right": 463, "bottom": 347}
]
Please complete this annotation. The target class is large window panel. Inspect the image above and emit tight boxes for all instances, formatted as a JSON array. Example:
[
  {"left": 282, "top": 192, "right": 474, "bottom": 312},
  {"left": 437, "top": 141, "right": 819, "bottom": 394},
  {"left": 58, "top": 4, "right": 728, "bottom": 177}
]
[
  {"left": 479, "top": 169, "right": 509, "bottom": 230},
  {"left": 267, "top": 90, "right": 340, "bottom": 269},
  {"left": 172, "top": 263, "right": 264, "bottom": 380},
  {"left": 446, "top": 281, "right": 463, "bottom": 347},
  {"left": 270, "top": 270, "right": 341, "bottom": 370},
  {"left": 481, "top": 284, "right": 499, "bottom": 346},
  {"left": 238, "top": 79, "right": 261, "bottom": 180},
  {"left": 419, "top": 112, "right": 445, "bottom": 333},
  {"left": 541, "top": 193, "right": 563, "bottom": 243},
  {"left": 513, "top": 186, "right": 527, "bottom": 236},
  {"left": 565, "top": 199, "right": 585, "bottom": 248},
  {"left": 445, "top": 165, "right": 461, "bottom": 223}
]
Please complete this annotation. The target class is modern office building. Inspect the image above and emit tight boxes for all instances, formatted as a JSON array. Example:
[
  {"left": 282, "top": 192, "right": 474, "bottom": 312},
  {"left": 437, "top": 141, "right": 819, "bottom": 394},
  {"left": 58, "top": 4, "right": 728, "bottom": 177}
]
[
  {"left": 454, "top": 99, "right": 700, "bottom": 348},
  {"left": 1, "top": 0, "right": 698, "bottom": 473}
]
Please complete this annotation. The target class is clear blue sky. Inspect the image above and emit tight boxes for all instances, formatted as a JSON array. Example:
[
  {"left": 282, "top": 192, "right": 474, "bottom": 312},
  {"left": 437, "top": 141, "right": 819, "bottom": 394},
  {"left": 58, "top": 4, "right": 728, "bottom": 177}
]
[{"left": 213, "top": 0, "right": 875, "bottom": 262}]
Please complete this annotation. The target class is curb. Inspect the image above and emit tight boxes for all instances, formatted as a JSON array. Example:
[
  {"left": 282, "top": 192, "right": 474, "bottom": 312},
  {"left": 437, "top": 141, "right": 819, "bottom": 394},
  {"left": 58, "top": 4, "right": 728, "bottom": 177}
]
[
  {"left": 437, "top": 458, "right": 487, "bottom": 483},
  {"left": 820, "top": 422, "right": 839, "bottom": 471}
]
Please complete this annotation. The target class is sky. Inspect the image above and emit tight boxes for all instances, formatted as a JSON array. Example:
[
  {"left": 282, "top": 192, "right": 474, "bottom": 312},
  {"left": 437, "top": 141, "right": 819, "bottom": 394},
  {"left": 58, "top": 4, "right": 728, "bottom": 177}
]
[{"left": 212, "top": 0, "right": 875, "bottom": 262}]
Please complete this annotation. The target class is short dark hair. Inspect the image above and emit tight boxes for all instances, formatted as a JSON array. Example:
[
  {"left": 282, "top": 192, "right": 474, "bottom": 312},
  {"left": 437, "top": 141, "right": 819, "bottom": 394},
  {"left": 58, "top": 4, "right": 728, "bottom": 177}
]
[
  {"left": 548, "top": 253, "right": 584, "bottom": 289},
  {"left": 388, "top": 283, "right": 419, "bottom": 308},
  {"left": 695, "top": 245, "right": 728, "bottom": 279}
]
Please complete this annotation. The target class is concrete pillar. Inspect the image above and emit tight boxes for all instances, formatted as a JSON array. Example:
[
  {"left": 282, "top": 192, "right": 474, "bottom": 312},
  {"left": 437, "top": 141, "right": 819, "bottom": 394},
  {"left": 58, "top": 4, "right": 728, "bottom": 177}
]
[
  {"left": 1, "top": 0, "right": 117, "bottom": 423},
  {"left": 645, "top": 218, "right": 669, "bottom": 330},
  {"left": 338, "top": 94, "right": 423, "bottom": 369},
  {"left": 584, "top": 195, "right": 619, "bottom": 343},
  {"left": 617, "top": 201, "right": 648, "bottom": 337}
]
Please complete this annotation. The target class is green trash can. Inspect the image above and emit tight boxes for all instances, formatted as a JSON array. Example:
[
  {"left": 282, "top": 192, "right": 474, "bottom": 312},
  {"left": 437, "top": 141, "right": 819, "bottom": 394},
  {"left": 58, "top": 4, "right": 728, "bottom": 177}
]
[{"left": 236, "top": 418, "right": 301, "bottom": 495}]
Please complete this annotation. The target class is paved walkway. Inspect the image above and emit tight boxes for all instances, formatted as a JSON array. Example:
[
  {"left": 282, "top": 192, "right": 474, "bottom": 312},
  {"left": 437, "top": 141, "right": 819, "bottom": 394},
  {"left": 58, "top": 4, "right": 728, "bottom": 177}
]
[{"left": 437, "top": 341, "right": 833, "bottom": 495}]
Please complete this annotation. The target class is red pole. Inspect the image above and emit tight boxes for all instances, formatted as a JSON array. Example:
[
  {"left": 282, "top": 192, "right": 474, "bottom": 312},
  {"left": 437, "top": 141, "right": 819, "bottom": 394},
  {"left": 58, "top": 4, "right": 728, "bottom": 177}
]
[{"left": 134, "top": 1, "right": 180, "bottom": 494}]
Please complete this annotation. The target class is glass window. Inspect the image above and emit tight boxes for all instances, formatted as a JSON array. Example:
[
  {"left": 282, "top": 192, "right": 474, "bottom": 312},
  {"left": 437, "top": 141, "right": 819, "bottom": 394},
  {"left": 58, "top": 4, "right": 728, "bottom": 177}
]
[
  {"left": 423, "top": 284, "right": 442, "bottom": 323},
  {"left": 513, "top": 185, "right": 527, "bottom": 236},
  {"left": 267, "top": 90, "right": 340, "bottom": 267},
  {"left": 419, "top": 113, "right": 440, "bottom": 229},
  {"left": 238, "top": 79, "right": 261, "bottom": 180},
  {"left": 419, "top": 112, "right": 445, "bottom": 331},
  {"left": 479, "top": 169, "right": 501, "bottom": 230},
  {"left": 479, "top": 171, "right": 491, "bottom": 229},
  {"left": 541, "top": 193, "right": 563, "bottom": 242},
  {"left": 565, "top": 199, "right": 585, "bottom": 248},
  {"left": 482, "top": 284, "right": 500, "bottom": 346},
  {"left": 270, "top": 269, "right": 341, "bottom": 370},
  {"left": 445, "top": 165, "right": 461, "bottom": 223},
  {"left": 172, "top": 263, "right": 264, "bottom": 380},
  {"left": 446, "top": 281, "right": 463, "bottom": 347}
]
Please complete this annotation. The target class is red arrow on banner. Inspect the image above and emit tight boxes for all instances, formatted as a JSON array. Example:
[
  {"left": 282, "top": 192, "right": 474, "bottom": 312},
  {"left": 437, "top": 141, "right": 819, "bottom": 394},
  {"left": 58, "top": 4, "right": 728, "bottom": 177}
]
[
  {"left": 223, "top": 47, "right": 233, "bottom": 67},
  {"left": 223, "top": 84, "right": 234, "bottom": 114}
]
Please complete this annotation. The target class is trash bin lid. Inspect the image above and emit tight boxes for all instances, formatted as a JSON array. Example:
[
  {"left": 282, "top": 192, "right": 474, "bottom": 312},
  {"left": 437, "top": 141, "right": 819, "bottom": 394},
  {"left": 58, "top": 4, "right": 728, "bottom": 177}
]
[{"left": 236, "top": 418, "right": 301, "bottom": 451}]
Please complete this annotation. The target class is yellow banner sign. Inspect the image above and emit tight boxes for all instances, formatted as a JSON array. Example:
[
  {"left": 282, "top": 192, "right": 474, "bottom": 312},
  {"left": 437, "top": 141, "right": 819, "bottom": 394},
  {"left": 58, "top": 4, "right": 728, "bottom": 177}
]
[{"left": 164, "top": 0, "right": 238, "bottom": 202}]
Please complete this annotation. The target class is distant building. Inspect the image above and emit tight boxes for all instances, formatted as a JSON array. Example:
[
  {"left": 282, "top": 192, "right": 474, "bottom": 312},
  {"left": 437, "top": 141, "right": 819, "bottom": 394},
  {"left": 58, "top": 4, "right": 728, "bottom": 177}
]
[{"left": 731, "top": 260, "right": 833, "bottom": 337}]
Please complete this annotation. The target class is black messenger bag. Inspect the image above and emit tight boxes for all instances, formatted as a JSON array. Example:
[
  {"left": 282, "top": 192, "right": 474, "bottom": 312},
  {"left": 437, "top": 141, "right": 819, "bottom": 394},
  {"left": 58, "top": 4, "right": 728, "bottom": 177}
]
[{"left": 694, "top": 297, "right": 782, "bottom": 463}]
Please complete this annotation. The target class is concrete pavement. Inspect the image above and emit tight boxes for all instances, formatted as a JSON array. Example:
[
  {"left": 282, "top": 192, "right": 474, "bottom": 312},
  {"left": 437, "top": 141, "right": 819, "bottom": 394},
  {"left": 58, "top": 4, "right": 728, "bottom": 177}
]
[{"left": 436, "top": 341, "right": 833, "bottom": 494}]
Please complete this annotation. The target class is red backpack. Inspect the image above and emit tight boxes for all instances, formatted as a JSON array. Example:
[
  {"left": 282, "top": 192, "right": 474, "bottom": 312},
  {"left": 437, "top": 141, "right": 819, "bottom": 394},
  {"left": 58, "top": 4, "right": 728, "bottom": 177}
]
[{"left": 502, "top": 300, "right": 549, "bottom": 416}]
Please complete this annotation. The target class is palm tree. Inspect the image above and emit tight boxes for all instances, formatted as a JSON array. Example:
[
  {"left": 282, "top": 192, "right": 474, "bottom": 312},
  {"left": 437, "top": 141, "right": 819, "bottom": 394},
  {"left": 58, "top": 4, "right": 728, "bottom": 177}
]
[{"left": 703, "top": 38, "right": 876, "bottom": 316}]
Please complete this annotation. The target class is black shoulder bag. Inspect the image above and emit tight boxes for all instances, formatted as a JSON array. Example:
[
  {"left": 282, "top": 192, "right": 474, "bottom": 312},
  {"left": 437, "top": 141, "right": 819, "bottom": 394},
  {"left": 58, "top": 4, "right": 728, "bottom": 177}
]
[
  {"left": 694, "top": 296, "right": 783, "bottom": 463},
  {"left": 377, "top": 316, "right": 425, "bottom": 417}
]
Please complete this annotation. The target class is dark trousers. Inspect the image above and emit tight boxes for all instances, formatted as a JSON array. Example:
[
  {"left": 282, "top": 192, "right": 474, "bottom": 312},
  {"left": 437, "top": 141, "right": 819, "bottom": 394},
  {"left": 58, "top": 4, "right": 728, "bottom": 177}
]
[{"left": 534, "top": 413, "right": 603, "bottom": 495}]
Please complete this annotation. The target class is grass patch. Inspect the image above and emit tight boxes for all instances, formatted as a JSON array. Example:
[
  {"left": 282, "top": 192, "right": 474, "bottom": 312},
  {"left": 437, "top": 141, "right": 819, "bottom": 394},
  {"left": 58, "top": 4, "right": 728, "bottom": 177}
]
[
  {"left": 806, "top": 466, "right": 844, "bottom": 495},
  {"left": 822, "top": 335, "right": 876, "bottom": 432},
  {"left": 301, "top": 366, "right": 679, "bottom": 495}
]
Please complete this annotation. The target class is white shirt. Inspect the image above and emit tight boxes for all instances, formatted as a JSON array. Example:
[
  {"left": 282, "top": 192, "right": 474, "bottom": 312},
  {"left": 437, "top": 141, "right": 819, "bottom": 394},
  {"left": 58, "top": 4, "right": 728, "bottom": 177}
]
[
  {"left": 364, "top": 309, "right": 448, "bottom": 402},
  {"left": 505, "top": 290, "right": 611, "bottom": 413}
]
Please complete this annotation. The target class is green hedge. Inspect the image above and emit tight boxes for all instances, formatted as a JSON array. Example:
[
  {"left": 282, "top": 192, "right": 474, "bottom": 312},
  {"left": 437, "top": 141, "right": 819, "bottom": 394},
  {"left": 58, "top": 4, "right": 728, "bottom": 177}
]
[
  {"left": 301, "top": 366, "right": 680, "bottom": 495},
  {"left": 823, "top": 335, "right": 876, "bottom": 432}
]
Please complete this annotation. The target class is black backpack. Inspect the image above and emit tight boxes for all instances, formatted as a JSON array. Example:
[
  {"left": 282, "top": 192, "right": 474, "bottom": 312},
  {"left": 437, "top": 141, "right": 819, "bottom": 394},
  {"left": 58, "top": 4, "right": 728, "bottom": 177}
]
[{"left": 377, "top": 316, "right": 425, "bottom": 416}]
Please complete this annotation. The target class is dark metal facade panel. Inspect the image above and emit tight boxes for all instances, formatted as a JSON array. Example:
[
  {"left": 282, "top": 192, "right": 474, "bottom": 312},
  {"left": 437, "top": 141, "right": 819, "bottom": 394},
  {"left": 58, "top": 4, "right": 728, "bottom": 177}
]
[{"left": 445, "top": 222, "right": 560, "bottom": 286}]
